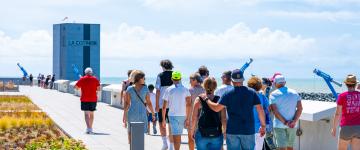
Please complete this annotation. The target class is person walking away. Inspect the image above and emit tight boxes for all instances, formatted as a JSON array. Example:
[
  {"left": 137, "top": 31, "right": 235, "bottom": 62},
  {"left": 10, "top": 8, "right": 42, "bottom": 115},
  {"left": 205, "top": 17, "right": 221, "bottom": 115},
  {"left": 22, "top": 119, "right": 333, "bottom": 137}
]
[
  {"left": 50, "top": 74, "right": 55, "bottom": 89},
  {"left": 201, "top": 69, "right": 266, "bottom": 150},
  {"left": 162, "top": 71, "right": 191, "bottom": 150},
  {"left": 45, "top": 75, "right": 50, "bottom": 89},
  {"left": 248, "top": 76, "right": 271, "bottom": 150},
  {"left": 147, "top": 84, "right": 158, "bottom": 135},
  {"left": 29, "top": 74, "right": 33, "bottom": 86},
  {"left": 187, "top": 73, "right": 205, "bottom": 150},
  {"left": 121, "top": 70, "right": 133, "bottom": 107},
  {"left": 156, "top": 59, "right": 174, "bottom": 150},
  {"left": 331, "top": 74, "right": 360, "bottom": 150},
  {"left": 122, "top": 70, "right": 156, "bottom": 143},
  {"left": 37, "top": 74, "right": 41, "bottom": 87},
  {"left": 198, "top": 65, "right": 210, "bottom": 81},
  {"left": 189, "top": 77, "right": 227, "bottom": 150},
  {"left": 261, "top": 78, "right": 276, "bottom": 150},
  {"left": 75, "top": 68, "right": 100, "bottom": 134},
  {"left": 269, "top": 75, "right": 303, "bottom": 150}
]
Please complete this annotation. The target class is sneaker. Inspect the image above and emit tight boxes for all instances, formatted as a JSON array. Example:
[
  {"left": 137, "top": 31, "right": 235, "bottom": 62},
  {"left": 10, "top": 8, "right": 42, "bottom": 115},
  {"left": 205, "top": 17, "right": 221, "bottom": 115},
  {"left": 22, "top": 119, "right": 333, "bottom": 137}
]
[{"left": 153, "top": 126, "right": 157, "bottom": 135}]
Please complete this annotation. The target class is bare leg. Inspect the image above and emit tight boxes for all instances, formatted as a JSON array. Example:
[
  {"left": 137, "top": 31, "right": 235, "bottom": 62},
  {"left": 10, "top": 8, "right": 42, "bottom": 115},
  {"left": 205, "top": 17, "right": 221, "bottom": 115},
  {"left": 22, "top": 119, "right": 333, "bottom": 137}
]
[
  {"left": 84, "top": 112, "right": 90, "bottom": 129},
  {"left": 168, "top": 123, "right": 174, "bottom": 143},
  {"left": 287, "top": 147, "right": 294, "bottom": 150},
  {"left": 187, "top": 129, "right": 195, "bottom": 150},
  {"left": 350, "top": 138, "right": 360, "bottom": 150},
  {"left": 128, "top": 132, "right": 131, "bottom": 144},
  {"left": 173, "top": 135, "right": 181, "bottom": 150},
  {"left": 338, "top": 139, "right": 350, "bottom": 150},
  {"left": 89, "top": 111, "right": 94, "bottom": 129}
]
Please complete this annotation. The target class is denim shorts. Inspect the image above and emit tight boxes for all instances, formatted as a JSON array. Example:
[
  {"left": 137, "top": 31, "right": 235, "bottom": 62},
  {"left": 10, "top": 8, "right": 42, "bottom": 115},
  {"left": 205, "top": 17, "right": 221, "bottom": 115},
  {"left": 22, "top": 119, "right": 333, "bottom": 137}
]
[
  {"left": 168, "top": 116, "right": 186, "bottom": 135},
  {"left": 273, "top": 128, "right": 296, "bottom": 148},
  {"left": 195, "top": 130, "right": 223, "bottom": 150},
  {"left": 226, "top": 134, "right": 255, "bottom": 150},
  {"left": 340, "top": 125, "right": 360, "bottom": 140}
]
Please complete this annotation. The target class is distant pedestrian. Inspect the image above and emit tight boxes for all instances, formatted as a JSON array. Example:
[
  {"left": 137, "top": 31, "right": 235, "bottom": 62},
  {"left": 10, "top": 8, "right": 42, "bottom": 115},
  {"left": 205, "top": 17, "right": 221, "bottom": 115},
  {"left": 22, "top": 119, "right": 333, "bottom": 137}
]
[
  {"left": 331, "top": 74, "right": 360, "bottom": 150},
  {"left": 50, "top": 74, "right": 55, "bottom": 89},
  {"left": 123, "top": 70, "right": 156, "bottom": 143},
  {"left": 75, "top": 68, "right": 100, "bottom": 134},
  {"left": 162, "top": 71, "right": 191, "bottom": 150},
  {"left": 29, "top": 74, "right": 33, "bottom": 86},
  {"left": 37, "top": 74, "right": 41, "bottom": 87},
  {"left": 147, "top": 84, "right": 158, "bottom": 135},
  {"left": 197, "top": 65, "right": 209, "bottom": 81},
  {"left": 45, "top": 75, "right": 50, "bottom": 89},
  {"left": 269, "top": 75, "right": 302, "bottom": 150}
]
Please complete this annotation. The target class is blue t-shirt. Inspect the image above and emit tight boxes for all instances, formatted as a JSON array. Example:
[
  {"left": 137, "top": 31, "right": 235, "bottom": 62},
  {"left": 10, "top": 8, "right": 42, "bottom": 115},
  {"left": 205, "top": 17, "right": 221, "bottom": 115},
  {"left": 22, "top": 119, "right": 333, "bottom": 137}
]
[
  {"left": 253, "top": 93, "right": 270, "bottom": 133},
  {"left": 219, "top": 86, "right": 261, "bottom": 135}
]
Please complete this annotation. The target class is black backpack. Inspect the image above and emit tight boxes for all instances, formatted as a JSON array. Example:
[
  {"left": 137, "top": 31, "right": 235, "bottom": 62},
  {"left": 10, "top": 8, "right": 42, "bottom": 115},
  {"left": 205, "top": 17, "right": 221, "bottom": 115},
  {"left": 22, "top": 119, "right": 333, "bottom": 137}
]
[{"left": 198, "top": 96, "right": 222, "bottom": 138}]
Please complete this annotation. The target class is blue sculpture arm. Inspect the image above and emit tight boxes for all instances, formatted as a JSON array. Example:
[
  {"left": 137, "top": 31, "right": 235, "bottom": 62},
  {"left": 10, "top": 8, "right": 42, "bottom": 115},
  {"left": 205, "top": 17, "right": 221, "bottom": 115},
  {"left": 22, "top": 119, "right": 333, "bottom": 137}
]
[
  {"left": 313, "top": 69, "right": 342, "bottom": 100},
  {"left": 17, "top": 63, "right": 28, "bottom": 78},
  {"left": 240, "top": 58, "right": 253, "bottom": 73},
  {"left": 72, "top": 64, "right": 82, "bottom": 80}
]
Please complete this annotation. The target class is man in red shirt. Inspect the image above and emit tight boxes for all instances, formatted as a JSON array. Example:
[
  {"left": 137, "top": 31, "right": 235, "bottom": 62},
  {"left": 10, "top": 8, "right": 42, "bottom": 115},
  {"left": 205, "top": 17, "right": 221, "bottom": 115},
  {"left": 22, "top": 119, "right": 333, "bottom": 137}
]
[
  {"left": 75, "top": 67, "right": 100, "bottom": 134},
  {"left": 331, "top": 74, "right": 360, "bottom": 150}
]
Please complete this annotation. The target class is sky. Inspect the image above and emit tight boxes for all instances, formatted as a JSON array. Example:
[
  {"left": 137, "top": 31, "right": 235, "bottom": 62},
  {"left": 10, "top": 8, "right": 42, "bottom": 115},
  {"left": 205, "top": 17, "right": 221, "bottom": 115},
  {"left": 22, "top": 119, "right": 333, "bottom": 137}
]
[{"left": 0, "top": 0, "right": 359, "bottom": 79}]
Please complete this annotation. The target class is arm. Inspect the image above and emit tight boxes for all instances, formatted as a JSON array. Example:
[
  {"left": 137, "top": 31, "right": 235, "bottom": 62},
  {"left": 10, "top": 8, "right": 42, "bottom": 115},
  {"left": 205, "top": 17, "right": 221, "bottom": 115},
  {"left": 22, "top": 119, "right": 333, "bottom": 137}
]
[
  {"left": 161, "top": 100, "right": 168, "bottom": 128},
  {"left": 331, "top": 105, "right": 342, "bottom": 137},
  {"left": 270, "top": 104, "right": 288, "bottom": 125},
  {"left": 206, "top": 100, "right": 225, "bottom": 112},
  {"left": 220, "top": 108, "right": 227, "bottom": 136},
  {"left": 255, "top": 104, "right": 266, "bottom": 127},
  {"left": 292, "top": 101, "right": 303, "bottom": 122},
  {"left": 123, "top": 92, "right": 131, "bottom": 127},
  {"left": 145, "top": 93, "right": 155, "bottom": 115},
  {"left": 185, "top": 96, "right": 191, "bottom": 128},
  {"left": 156, "top": 89, "right": 160, "bottom": 111},
  {"left": 190, "top": 98, "right": 201, "bottom": 139}
]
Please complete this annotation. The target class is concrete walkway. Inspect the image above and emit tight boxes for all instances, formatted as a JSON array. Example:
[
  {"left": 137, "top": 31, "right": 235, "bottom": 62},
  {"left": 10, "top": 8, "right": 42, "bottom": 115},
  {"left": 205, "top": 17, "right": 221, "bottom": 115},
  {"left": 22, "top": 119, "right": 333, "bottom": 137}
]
[{"left": 15, "top": 86, "right": 190, "bottom": 150}]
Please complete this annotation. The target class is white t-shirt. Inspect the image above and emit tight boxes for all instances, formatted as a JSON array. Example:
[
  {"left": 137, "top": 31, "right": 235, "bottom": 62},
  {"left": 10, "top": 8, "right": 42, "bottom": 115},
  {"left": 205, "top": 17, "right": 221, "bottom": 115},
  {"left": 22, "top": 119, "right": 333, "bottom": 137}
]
[
  {"left": 163, "top": 83, "right": 191, "bottom": 116},
  {"left": 155, "top": 76, "right": 170, "bottom": 108},
  {"left": 215, "top": 84, "right": 233, "bottom": 98},
  {"left": 149, "top": 92, "right": 157, "bottom": 112}
]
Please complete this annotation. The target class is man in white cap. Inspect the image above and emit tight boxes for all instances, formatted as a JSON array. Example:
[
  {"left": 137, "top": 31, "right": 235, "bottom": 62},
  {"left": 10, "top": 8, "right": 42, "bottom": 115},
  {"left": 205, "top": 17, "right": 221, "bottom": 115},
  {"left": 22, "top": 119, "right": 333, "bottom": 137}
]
[
  {"left": 269, "top": 75, "right": 302, "bottom": 150},
  {"left": 75, "top": 67, "right": 100, "bottom": 134}
]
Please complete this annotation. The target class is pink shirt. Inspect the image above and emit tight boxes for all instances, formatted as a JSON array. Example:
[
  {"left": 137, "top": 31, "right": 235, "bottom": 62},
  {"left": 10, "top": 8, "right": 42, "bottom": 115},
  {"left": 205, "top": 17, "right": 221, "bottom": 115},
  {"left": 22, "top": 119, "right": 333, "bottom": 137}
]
[{"left": 337, "top": 91, "right": 360, "bottom": 126}]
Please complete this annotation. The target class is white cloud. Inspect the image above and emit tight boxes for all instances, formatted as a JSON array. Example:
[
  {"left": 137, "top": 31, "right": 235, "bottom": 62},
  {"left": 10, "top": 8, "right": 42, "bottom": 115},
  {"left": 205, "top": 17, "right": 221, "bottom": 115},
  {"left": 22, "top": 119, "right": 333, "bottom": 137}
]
[
  {"left": 101, "top": 23, "right": 315, "bottom": 59},
  {"left": 266, "top": 11, "right": 360, "bottom": 21},
  {"left": 304, "top": 0, "right": 360, "bottom": 5}
]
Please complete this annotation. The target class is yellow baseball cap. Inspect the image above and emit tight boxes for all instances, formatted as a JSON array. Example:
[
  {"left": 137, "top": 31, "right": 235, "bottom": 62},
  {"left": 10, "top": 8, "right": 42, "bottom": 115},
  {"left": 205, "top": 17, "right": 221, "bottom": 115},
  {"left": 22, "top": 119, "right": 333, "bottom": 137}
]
[{"left": 172, "top": 71, "right": 182, "bottom": 80}]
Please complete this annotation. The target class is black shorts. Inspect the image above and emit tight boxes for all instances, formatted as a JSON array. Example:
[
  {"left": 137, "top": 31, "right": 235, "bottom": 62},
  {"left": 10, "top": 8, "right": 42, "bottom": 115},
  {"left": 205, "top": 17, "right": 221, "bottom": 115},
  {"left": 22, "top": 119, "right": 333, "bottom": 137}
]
[
  {"left": 158, "top": 108, "right": 169, "bottom": 123},
  {"left": 81, "top": 102, "right": 97, "bottom": 111}
]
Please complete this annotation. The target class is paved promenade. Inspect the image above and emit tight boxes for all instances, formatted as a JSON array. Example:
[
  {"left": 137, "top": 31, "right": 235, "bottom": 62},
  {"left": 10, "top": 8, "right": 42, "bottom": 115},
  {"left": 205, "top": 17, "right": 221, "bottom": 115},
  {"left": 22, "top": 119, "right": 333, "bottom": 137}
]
[{"left": 12, "top": 86, "right": 190, "bottom": 150}]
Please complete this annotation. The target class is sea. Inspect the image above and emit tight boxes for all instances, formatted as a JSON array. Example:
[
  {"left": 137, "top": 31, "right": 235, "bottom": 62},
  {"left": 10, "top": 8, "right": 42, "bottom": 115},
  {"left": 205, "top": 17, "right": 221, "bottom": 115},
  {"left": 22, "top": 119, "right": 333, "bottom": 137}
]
[{"left": 100, "top": 77, "right": 347, "bottom": 93}]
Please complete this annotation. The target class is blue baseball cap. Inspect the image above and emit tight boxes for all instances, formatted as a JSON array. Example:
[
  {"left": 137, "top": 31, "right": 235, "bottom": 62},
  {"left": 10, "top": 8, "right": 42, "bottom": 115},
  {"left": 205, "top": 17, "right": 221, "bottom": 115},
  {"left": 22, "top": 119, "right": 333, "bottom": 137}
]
[{"left": 231, "top": 69, "right": 244, "bottom": 82}]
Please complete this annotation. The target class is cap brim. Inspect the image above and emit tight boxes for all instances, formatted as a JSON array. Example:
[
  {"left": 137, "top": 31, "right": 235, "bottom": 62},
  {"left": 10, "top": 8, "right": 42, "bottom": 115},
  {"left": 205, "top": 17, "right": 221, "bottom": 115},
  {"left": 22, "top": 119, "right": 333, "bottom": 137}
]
[
  {"left": 232, "top": 78, "right": 244, "bottom": 82},
  {"left": 344, "top": 81, "right": 359, "bottom": 85}
]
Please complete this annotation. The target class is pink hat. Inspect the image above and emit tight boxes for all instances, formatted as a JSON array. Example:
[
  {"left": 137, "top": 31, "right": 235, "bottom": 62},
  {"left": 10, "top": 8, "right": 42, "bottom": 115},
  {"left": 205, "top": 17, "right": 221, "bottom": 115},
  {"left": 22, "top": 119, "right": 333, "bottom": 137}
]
[{"left": 270, "top": 72, "right": 282, "bottom": 82}]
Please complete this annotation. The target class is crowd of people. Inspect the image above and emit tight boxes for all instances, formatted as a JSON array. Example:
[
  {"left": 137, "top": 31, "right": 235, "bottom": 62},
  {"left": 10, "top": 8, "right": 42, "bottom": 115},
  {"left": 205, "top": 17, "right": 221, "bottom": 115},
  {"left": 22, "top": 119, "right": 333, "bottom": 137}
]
[
  {"left": 74, "top": 59, "right": 360, "bottom": 150},
  {"left": 28, "top": 73, "right": 56, "bottom": 89}
]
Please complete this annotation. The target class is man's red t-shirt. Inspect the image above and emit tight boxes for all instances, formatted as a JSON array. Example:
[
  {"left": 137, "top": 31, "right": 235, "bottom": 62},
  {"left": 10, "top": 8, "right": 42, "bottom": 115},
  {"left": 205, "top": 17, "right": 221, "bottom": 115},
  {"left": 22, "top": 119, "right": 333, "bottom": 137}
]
[
  {"left": 337, "top": 91, "right": 360, "bottom": 126},
  {"left": 75, "top": 75, "right": 100, "bottom": 102}
]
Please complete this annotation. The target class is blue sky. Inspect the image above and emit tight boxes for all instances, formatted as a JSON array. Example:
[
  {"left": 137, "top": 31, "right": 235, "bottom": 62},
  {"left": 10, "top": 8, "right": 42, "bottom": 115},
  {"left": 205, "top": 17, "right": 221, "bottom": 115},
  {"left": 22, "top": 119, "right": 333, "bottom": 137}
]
[{"left": 0, "top": 0, "right": 359, "bottom": 79}]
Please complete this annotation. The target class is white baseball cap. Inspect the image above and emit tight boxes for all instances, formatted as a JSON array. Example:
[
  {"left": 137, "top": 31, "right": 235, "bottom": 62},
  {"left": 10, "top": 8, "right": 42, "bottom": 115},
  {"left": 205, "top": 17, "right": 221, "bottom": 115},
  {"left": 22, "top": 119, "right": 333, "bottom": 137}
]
[{"left": 274, "top": 75, "right": 286, "bottom": 84}]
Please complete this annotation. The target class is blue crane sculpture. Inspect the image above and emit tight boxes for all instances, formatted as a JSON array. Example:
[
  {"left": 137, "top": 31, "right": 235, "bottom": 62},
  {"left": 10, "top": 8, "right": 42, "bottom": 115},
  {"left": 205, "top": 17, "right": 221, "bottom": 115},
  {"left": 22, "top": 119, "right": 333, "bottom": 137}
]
[
  {"left": 240, "top": 58, "right": 253, "bottom": 73},
  {"left": 72, "top": 64, "right": 82, "bottom": 80},
  {"left": 17, "top": 63, "right": 28, "bottom": 78},
  {"left": 313, "top": 69, "right": 342, "bottom": 100}
]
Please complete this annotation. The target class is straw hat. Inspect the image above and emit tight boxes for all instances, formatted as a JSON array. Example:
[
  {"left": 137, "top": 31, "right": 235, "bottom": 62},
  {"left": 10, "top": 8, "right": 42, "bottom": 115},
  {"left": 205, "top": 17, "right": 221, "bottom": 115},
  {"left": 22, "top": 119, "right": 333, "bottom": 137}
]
[{"left": 344, "top": 74, "right": 359, "bottom": 85}]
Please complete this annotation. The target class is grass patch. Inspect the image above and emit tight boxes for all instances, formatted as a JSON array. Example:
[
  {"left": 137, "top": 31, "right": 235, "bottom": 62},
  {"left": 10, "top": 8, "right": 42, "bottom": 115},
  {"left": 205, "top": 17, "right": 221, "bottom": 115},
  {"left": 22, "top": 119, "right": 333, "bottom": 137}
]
[{"left": 0, "top": 96, "right": 86, "bottom": 149}]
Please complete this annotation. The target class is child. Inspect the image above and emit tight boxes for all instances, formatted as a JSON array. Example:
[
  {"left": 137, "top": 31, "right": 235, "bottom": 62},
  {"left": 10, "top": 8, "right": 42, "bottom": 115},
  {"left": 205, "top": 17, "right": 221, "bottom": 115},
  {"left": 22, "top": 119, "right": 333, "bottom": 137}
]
[{"left": 148, "top": 84, "right": 158, "bottom": 135}]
